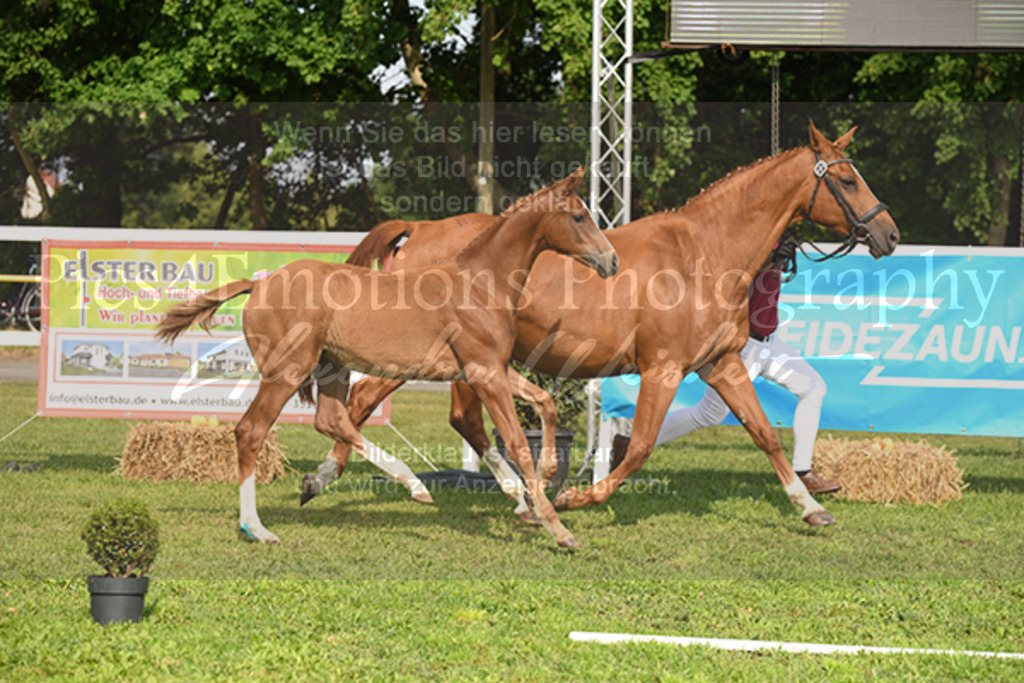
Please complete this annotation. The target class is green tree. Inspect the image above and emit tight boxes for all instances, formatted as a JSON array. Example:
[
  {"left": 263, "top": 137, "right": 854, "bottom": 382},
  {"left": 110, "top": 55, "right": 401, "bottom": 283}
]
[
  {"left": 855, "top": 54, "right": 1024, "bottom": 245},
  {"left": 1, "top": 1, "right": 394, "bottom": 229}
]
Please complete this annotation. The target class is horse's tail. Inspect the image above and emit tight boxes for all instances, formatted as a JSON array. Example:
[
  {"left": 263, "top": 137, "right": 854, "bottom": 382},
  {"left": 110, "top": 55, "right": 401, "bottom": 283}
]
[
  {"left": 155, "top": 279, "right": 255, "bottom": 344},
  {"left": 346, "top": 219, "right": 416, "bottom": 269}
]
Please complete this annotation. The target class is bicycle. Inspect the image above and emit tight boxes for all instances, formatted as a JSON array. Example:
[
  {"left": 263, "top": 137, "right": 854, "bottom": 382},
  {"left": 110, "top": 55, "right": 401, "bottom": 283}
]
[{"left": 0, "top": 255, "right": 42, "bottom": 333}]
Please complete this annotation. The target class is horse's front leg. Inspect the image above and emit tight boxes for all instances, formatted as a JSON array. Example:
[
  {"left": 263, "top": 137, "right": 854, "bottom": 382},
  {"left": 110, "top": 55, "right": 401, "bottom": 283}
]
[
  {"left": 553, "top": 367, "right": 682, "bottom": 511},
  {"left": 471, "top": 372, "right": 578, "bottom": 548},
  {"left": 446, "top": 379, "right": 539, "bottom": 525},
  {"left": 705, "top": 352, "right": 833, "bottom": 526}
]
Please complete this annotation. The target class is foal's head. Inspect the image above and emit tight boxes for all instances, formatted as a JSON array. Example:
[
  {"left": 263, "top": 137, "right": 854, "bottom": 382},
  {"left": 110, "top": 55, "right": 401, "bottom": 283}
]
[
  {"left": 805, "top": 121, "right": 900, "bottom": 258},
  {"left": 525, "top": 167, "right": 619, "bottom": 278}
]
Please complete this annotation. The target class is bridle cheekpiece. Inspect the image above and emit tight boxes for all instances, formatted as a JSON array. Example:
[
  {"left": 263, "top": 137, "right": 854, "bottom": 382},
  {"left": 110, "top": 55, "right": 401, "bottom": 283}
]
[{"left": 801, "top": 148, "right": 889, "bottom": 262}]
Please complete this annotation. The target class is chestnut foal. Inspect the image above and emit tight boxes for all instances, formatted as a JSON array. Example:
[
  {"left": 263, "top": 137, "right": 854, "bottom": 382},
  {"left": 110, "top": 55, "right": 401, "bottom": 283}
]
[{"left": 156, "top": 168, "right": 617, "bottom": 547}]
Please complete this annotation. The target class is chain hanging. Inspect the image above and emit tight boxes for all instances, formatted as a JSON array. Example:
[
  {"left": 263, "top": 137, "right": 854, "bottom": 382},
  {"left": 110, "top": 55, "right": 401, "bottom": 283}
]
[{"left": 770, "top": 53, "right": 780, "bottom": 156}]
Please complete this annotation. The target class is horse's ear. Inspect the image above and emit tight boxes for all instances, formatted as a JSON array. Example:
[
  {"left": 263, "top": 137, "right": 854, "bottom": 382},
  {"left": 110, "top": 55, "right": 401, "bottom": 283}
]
[
  {"left": 557, "top": 166, "right": 586, "bottom": 196},
  {"left": 834, "top": 126, "right": 857, "bottom": 151},
  {"left": 808, "top": 119, "right": 830, "bottom": 152}
]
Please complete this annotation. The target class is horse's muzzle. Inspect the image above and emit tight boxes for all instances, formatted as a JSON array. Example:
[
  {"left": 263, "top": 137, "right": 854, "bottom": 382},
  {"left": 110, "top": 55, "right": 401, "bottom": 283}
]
[{"left": 866, "top": 223, "right": 900, "bottom": 259}]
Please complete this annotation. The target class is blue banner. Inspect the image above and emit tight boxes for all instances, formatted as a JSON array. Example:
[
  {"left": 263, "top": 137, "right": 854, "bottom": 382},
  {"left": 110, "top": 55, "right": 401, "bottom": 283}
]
[{"left": 602, "top": 245, "right": 1024, "bottom": 437}]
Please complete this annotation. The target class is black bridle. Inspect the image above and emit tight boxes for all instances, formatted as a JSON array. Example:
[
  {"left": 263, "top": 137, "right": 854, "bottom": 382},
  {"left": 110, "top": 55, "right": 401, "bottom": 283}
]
[{"left": 799, "top": 149, "right": 889, "bottom": 263}]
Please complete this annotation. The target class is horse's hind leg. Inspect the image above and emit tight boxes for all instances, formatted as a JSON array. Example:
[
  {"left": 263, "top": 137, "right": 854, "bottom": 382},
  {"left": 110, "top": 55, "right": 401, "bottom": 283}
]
[
  {"left": 302, "top": 376, "right": 433, "bottom": 505},
  {"left": 310, "top": 368, "right": 432, "bottom": 503},
  {"left": 507, "top": 368, "right": 560, "bottom": 489},
  {"left": 349, "top": 377, "right": 431, "bottom": 502},
  {"left": 704, "top": 352, "right": 833, "bottom": 526},
  {"left": 236, "top": 378, "right": 305, "bottom": 544},
  {"left": 449, "top": 380, "right": 491, "bottom": 454}
]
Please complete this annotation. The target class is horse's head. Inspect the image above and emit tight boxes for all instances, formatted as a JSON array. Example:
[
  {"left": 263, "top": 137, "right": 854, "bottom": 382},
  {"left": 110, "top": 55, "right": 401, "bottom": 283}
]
[
  {"left": 539, "top": 167, "right": 619, "bottom": 278},
  {"left": 806, "top": 121, "right": 900, "bottom": 258}
]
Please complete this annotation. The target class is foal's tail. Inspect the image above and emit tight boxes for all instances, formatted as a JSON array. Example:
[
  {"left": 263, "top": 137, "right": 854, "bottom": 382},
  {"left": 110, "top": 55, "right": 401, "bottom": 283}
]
[
  {"left": 155, "top": 279, "right": 255, "bottom": 344},
  {"left": 346, "top": 219, "right": 416, "bottom": 269}
]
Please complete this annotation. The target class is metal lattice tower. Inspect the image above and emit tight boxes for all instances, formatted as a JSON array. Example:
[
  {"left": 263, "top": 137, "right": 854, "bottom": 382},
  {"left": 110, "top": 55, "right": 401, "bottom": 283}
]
[
  {"left": 589, "top": 0, "right": 633, "bottom": 230},
  {"left": 586, "top": 0, "right": 633, "bottom": 473}
]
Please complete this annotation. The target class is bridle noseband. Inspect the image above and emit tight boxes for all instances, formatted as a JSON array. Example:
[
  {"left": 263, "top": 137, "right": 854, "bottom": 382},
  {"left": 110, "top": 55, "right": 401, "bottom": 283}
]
[{"left": 801, "top": 149, "right": 889, "bottom": 261}]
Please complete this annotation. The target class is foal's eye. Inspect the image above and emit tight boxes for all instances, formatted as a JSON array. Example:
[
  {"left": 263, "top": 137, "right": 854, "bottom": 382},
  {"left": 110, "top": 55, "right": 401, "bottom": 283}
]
[{"left": 572, "top": 214, "right": 585, "bottom": 223}]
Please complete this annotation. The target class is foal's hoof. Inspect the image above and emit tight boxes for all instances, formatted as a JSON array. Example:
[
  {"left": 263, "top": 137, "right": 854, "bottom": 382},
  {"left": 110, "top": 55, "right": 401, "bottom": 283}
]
[
  {"left": 240, "top": 523, "right": 281, "bottom": 545},
  {"left": 515, "top": 508, "right": 542, "bottom": 525},
  {"left": 804, "top": 511, "right": 836, "bottom": 526},
  {"left": 557, "top": 534, "right": 579, "bottom": 549},
  {"left": 300, "top": 474, "right": 322, "bottom": 507},
  {"left": 411, "top": 491, "right": 435, "bottom": 504}
]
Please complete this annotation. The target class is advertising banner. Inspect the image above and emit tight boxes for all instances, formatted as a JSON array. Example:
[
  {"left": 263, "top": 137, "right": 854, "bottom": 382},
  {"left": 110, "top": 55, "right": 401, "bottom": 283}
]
[
  {"left": 602, "top": 246, "right": 1024, "bottom": 437},
  {"left": 39, "top": 239, "right": 389, "bottom": 424}
]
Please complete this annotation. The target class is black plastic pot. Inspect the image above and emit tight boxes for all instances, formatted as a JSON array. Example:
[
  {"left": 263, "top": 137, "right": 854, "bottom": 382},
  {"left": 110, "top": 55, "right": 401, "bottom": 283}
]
[
  {"left": 492, "top": 428, "right": 573, "bottom": 490},
  {"left": 87, "top": 576, "right": 149, "bottom": 625}
]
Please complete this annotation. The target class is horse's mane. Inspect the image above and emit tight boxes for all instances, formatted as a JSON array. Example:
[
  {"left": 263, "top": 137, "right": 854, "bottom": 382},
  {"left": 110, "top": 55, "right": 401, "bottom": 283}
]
[{"left": 665, "top": 147, "right": 805, "bottom": 216}]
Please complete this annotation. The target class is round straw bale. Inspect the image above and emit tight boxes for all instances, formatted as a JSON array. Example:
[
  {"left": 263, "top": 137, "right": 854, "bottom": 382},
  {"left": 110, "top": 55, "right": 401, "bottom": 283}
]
[
  {"left": 119, "top": 422, "right": 287, "bottom": 484},
  {"left": 812, "top": 435, "right": 965, "bottom": 505}
]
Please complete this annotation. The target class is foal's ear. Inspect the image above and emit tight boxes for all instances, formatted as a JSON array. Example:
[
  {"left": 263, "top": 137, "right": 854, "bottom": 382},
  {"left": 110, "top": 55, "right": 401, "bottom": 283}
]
[
  {"left": 557, "top": 166, "right": 586, "bottom": 196},
  {"left": 833, "top": 126, "right": 857, "bottom": 151}
]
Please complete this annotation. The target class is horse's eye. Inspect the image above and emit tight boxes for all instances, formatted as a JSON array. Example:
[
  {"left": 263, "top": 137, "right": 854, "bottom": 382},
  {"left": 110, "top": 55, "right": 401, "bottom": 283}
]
[
  {"left": 840, "top": 178, "right": 856, "bottom": 190},
  {"left": 573, "top": 214, "right": 585, "bottom": 223}
]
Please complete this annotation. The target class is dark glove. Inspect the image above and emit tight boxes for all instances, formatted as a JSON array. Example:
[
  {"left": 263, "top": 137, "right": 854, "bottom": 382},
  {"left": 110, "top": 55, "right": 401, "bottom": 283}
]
[{"left": 772, "top": 231, "right": 802, "bottom": 280}]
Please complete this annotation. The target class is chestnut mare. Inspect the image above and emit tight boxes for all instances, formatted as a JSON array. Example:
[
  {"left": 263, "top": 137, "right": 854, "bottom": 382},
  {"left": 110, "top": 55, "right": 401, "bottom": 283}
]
[
  {"left": 155, "top": 168, "right": 618, "bottom": 547},
  {"left": 305, "top": 122, "right": 900, "bottom": 527}
]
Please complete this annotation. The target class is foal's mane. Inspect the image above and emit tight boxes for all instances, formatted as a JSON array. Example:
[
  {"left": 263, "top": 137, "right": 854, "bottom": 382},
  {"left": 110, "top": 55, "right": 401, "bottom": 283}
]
[
  {"left": 666, "top": 147, "right": 804, "bottom": 216},
  {"left": 498, "top": 175, "right": 567, "bottom": 218},
  {"left": 448, "top": 176, "right": 575, "bottom": 264}
]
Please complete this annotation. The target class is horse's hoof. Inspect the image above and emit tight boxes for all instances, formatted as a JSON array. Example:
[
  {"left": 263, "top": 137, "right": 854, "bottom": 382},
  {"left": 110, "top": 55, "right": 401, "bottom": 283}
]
[
  {"left": 558, "top": 534, "right": 579, "bottom": 549},
  {"left": 412, "top": 491, "right": 434, "bottom": 504},
  {"left": 805, "top": 511, "right": 836, "bottom": 526},
  {"left": 553, "top": 488, "right": 575, "bottom": 511},
  {"left": 515, "top": 508, "right": 542, "bottom": 525},
  {"left": 300, "top": 474, "right": 322, "bottom": 507},
  {"left": 240, "top": 523, "right": 281, "bottom": 544}
]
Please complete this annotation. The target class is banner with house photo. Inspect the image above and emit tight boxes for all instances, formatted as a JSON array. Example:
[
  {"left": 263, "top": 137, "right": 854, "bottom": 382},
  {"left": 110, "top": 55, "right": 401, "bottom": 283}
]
[{"left": 39, "top": 239, "right": 390, "bottom": 425}]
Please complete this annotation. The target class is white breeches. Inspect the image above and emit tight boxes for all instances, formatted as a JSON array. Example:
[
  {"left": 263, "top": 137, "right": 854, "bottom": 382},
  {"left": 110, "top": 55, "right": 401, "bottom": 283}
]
[{"left": 655, "top": 335, "right": 827, "bottom": 471}]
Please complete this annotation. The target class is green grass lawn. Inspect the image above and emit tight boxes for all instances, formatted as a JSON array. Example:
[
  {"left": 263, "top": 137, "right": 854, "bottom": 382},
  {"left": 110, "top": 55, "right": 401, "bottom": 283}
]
[{"left": 1, "top": 381, "right": 1023, "bottom": 679}]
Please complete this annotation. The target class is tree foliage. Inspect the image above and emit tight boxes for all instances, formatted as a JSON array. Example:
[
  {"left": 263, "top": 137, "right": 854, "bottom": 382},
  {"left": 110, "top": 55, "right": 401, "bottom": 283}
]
[{"left": 0, "top": 1, "right": 1022, "bottom": 245}]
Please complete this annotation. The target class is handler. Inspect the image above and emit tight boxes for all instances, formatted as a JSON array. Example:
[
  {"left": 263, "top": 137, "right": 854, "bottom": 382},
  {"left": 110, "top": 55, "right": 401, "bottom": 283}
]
[{"left": 615, "top": 234, "right": 841, "bottom": 494}]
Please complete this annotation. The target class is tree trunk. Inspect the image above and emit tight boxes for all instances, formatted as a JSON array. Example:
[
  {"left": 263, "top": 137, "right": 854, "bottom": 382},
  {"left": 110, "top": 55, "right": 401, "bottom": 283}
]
[
  {"left": 247, "top": 107, "right": 268, "bottom": 231},
  {"left": 395, "top": 0, "right": 429, "bottom": 102},
  {"left": 78, "top": 118, "right": 124, "bottom": 227},
  {"left": 8, "top": 118, "right": 52, "bottom": 222},
  {"left": 988, "top": 155, "right": 1012, "bottom": 246},
  {"left": 214, "top": 168, "right": 244, "bottom": 229}
]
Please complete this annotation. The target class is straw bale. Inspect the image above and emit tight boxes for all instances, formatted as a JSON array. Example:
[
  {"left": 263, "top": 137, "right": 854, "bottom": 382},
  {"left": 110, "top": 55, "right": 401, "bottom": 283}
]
[
  {"left": 812, "top": 436, "right": 965, "bottom": 505},
  {"left": 119, "top": 422, "right": 287, "bottom": 484}
]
